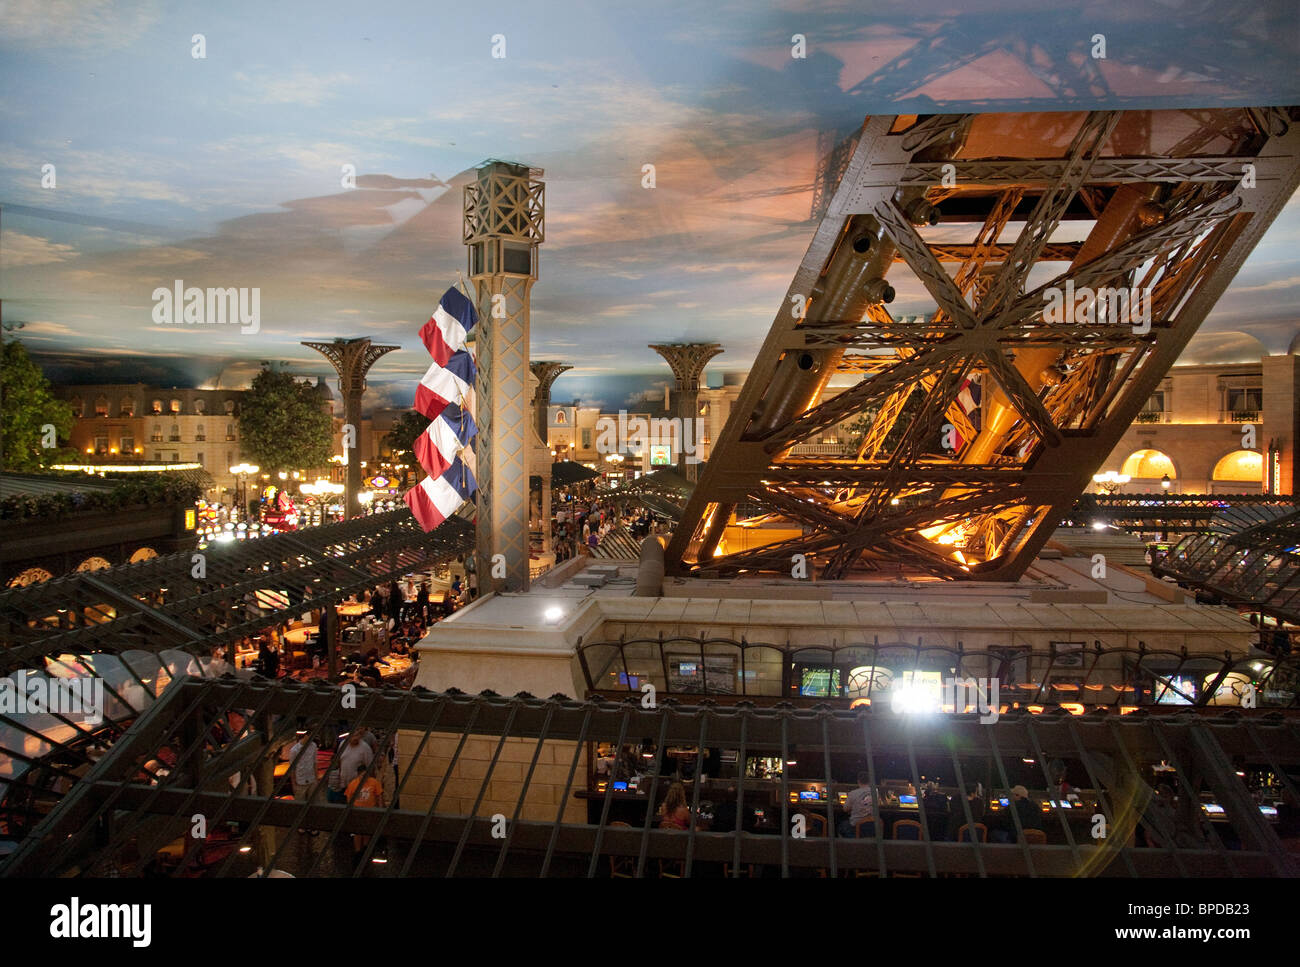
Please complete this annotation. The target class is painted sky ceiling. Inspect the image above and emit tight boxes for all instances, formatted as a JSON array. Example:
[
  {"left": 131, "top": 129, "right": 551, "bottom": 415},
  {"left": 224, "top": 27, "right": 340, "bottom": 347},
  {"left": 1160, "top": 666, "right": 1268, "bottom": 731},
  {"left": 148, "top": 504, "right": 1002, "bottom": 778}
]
[{"left": 2, "top": 0, "right": 1298, "bottom": 412}]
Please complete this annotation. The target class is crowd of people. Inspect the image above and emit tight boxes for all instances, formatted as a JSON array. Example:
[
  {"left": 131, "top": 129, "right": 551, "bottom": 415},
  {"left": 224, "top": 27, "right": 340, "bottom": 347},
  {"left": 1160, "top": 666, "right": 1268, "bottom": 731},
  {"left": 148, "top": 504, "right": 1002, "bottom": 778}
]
[
  {"left": 202, "top": 567, "right": 481, "bottom": 687},
  {"left": 550, "top": 495, "right": 664, "bottom": 563},
  {"left": 283, "top": 724, "right": 400, "bottom": 856}
]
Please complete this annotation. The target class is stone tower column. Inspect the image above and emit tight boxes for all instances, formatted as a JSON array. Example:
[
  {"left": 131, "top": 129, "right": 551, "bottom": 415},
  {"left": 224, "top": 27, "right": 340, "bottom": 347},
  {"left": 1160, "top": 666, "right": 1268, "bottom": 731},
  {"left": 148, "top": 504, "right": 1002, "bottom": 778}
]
[
  {"left": 302, "top": 337, "right": 398, "bottom": 517},
  {"left": 649, "top": 343, "right": 723, "bottom": 482},
  {"left": 465, "top": 161, "right": 545, "bottom": 593},
  {"left": 530, "top": 361, "right": 571, "bottom": 442}
]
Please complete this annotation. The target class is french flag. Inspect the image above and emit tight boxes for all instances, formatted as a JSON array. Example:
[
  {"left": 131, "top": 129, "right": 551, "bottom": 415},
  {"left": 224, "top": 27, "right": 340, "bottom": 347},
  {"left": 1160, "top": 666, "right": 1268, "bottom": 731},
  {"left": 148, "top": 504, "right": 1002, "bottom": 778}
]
[
  {"left": 414, "top": 402, "right": 478, "bottom": 480},
  {"left": 413, "top": 350, "right": 477, "bottom": 421},
  {"left": 952, "top": 375, "right": 982, "bottom": 450},
  {"left": 404, "top": 457, "right": 478, "bottom": 532},
  {"left": 407, "top": 284, "right": 480, "bottom": 533},
  {"left": 419, "top": 287, "right": 478, "bottom": 359}
]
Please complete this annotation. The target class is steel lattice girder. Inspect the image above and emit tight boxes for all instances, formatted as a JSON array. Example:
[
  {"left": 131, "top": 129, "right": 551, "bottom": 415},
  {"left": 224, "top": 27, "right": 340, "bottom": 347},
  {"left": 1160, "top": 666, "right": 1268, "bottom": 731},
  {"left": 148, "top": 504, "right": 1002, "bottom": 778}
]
[{"left": 667, "top": 108, "right": 1300, "bottom": 580}]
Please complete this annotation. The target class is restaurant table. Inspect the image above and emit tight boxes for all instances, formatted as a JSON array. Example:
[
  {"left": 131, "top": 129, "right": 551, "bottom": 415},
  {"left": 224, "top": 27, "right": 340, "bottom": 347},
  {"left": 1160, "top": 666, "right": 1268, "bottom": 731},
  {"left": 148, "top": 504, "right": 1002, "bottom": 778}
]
[
  {"left": 283, "top": 626, "right": 319, "bottom": 646},
  {"left": 336, "top": 602, "right": 370, "bottom": 617}
]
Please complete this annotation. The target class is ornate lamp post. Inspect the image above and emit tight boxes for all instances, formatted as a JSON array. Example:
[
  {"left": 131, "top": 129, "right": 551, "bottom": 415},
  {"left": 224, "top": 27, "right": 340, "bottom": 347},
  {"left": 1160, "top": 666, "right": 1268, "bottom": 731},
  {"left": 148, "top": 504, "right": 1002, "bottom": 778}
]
[{"left": 229, "top": 462, "right": 259, "bottom": 521}]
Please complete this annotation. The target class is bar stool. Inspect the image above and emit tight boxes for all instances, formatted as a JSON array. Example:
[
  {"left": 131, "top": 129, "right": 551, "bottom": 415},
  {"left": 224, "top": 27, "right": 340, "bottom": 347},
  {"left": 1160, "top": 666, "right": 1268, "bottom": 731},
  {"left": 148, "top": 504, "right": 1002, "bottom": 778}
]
[
  {"left": 956, "top": 822, "right": 988, "bottom": 843},
  {"left": 890, "top": 820, "right": 924, "bottom": 877},
  {"left": 848, "top": 819, "right": 878, "bottom": 878},
  {"left": 1022, "top": 828, "right": 1047, "bottom": 845},
  {"left": 607, "top": 821, "right": 635, "bottom": 878}
]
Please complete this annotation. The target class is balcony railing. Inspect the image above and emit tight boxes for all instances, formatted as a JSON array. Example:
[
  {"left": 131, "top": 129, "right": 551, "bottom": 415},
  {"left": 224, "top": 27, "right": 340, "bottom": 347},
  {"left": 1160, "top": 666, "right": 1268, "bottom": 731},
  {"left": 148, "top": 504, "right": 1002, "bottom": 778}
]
[
  {"left": 1135, "top": 411, "right": 1170, "bottom": 424},
  {"left": 1222, "top": 410, "right": 1260, "bottom": 424},
  {"left": 787, "top": 442, "right": 848, "bottom": 457}
]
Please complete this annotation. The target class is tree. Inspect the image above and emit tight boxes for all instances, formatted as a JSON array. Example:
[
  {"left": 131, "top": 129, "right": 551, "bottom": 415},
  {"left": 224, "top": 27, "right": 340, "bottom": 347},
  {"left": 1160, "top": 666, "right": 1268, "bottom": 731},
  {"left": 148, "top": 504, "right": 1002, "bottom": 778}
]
[
  {"left": 383, "top": 410, "right": 427, "bottom": 488},
  {"left": 843, "top": 389, "right": 925, "bottom": 456},
  {"left": 237, "top": 368, "right": 333, "bottom": 474},
  {"left": 1, "top": 339, "right": 75, "bottom": 472}
]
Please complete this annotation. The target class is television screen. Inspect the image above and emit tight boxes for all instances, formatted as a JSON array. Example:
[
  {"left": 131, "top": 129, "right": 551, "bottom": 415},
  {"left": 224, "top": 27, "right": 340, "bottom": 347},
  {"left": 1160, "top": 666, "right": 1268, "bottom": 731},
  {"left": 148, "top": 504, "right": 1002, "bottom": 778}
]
[
  {"left": 677, "top": 662, "right": 698, "bottom": 676},
  {"left": 612, "top": 781, "right": 628, "bottom": 791},
  {"left": 998, "top": 798, "right": 1010, "bottom": 806},
  {"left": 1203, "top": 803, "right": 1224, "bottom": 815},
  {"left": 799, "top": 790, "right": 819, "bottom": 801},
  {"left": 898, "top": 795, "right": 918, "bottom": 805},
  {"left": 799, "top": 666, "right": 841, "bottom": 697}
]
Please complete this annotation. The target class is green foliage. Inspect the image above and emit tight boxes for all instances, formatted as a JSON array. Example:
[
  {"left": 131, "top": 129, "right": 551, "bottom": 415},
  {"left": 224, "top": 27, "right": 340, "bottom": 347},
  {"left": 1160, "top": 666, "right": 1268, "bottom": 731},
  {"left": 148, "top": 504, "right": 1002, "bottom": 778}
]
[
  {"left": 237, "top": 367, "right": 333, "bottom": 474},
  {"left": 0, "top": 471, "right": 202, "bottom": 521},
  {"left": 384, "top": 410, "right": 426, "bottom": 487},
  {"left": 1, "top": 339, "right": 75, "bottom": 471}
]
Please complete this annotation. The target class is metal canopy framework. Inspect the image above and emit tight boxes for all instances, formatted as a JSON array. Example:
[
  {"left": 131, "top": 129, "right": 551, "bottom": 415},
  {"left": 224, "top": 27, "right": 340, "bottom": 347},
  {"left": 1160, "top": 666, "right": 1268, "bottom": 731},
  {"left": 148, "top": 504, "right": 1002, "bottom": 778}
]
[
  {"left": 1154, "top": 506, "right": 1300, "bottom": 626},
  {"left": 668, "top": 108, "right": 1300, "bottom": 581},
  {"left": 0, "top": 511, "right": 473, "bottom": 678},
  {"left": 4, "top": 679, "right": 1297, "bottom": 878}
]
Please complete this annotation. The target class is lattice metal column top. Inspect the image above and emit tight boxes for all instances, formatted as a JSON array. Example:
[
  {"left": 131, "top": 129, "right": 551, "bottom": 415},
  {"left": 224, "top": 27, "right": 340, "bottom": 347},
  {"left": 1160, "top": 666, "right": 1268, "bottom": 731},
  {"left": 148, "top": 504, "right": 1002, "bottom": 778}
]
[
  {"left": 465, "top": 161, "right": 544, "bottom": 593},
  {"left": 650, "top": 343, "right": 723, "bottom": 481},
  {"left": 530, "top": 360, "right": 571, "bottom": 441},
  {"left": 302, "top": 337, "right": 398, "bottom": 518}
]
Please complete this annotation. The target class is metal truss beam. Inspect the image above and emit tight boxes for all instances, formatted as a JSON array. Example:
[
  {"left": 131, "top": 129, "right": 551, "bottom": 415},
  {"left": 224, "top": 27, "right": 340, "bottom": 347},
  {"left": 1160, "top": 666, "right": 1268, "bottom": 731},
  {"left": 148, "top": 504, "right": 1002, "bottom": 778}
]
[{"left": 668, "top": 107, "right": 1300, "bottom": 581}]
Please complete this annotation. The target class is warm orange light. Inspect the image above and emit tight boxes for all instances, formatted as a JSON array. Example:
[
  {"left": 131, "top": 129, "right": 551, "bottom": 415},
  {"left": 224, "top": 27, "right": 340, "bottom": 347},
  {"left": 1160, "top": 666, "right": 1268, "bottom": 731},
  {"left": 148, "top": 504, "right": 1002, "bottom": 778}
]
[
  {"left": 1027, "top": 705, "right": 1044, "bottom": 714},
  {"left": 1061, "top": 703, "right": 1085, "bottom": 715},
  {"left": 1119, "top": 705, "right": 1139, "bottom": 715}
]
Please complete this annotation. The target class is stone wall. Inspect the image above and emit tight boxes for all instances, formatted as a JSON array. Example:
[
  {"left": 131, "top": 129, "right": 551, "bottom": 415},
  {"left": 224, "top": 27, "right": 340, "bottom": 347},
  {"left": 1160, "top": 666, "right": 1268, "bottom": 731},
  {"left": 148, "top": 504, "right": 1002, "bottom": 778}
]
[{"left": 397, "top": 731, "right": 586, "bottom": 823}]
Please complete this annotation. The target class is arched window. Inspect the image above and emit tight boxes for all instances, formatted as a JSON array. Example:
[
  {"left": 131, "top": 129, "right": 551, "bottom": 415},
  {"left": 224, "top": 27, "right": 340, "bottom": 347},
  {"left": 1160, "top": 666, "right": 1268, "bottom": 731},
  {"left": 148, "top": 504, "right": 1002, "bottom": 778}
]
[
  {"left": 225, "top": 399, "right": 236, "bottom": 415},
  {"left": 70, "top": 396, "right": 83, "bottom": 417},
  {"left": 120, "top": 397, "right": 135, "bottom": 417},
  {"left": 555, "top": 410, "right": 567, "bottom": 424},
  {"left": 1121, "top": 449, "right": 1176, "bottom": 481},
  {"left": 1212, "top": 450, "right": 1263, "bottom": 483},
  {"left": 169, "top": 424, "right": 181, "bottom": 442},
  {"left": 151, "top": 424, "right": 163, "bottom": 442},
  {"left": 195, "top": 424, "right": 206, "bottom": 442},
  {"left": 170, "top": 399, "right": 182, "bottom": 414},
  {"left": 194, "top": 398, "right": 205, "bottom": 415},
  {"left": 94, "top": 395, "right": 108, "bottom": 417},
  {"left": 151, "top": 399, "right": 163, "bottom": 415},
  {"left": 226, "top": 422, "right": 236, "bottom": 441}
]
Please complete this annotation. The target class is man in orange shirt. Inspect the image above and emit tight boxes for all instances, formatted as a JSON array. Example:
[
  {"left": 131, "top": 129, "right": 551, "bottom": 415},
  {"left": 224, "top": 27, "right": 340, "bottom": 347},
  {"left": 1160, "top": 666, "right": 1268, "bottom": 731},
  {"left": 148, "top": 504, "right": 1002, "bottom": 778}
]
[{"left": 344, "top": 764, "right": 384, "bottom": 855}]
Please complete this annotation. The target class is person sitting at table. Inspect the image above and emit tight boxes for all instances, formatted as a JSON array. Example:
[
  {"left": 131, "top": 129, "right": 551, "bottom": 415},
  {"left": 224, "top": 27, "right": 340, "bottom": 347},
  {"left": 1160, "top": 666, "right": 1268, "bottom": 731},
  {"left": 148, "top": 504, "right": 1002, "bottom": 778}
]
[
  {"left": 991, "top": 785, "right": 1042, "bottom": 843},
  {"left": 921, "top": 781, "right": 951, "bottom": 840},
  {"left": 390, "top": 639, "right": 410, "bottom": 656},
  {"left": 659, "top": 782, "right": 691, "bottom": 830},
  {"left": 357, "top": 648, "right": 389, "bottom": 684},
  {"left": 838, "top": 772, "right": 876, "bottom": 837}
]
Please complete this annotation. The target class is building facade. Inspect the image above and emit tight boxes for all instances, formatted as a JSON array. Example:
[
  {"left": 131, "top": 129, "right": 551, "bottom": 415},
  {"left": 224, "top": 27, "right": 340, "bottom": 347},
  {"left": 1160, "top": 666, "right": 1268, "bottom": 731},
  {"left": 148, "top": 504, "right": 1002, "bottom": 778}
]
[
  {"left": 53, "top": 383, "right": 247, "bottom": 498},
  {"left": 1098, "top": 354, "right": 1298, "bottom": 494}
]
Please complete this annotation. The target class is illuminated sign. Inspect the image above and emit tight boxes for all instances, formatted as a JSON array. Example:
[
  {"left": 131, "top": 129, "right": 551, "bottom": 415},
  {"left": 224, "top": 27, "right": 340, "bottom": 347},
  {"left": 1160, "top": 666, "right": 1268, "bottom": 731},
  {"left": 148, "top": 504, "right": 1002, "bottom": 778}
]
[
  {"left": 649, "top": 445, "right": 671, "bottom": 466},
  {"left": 184, "top": 508, "right": 196, "bottom": 530}
]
